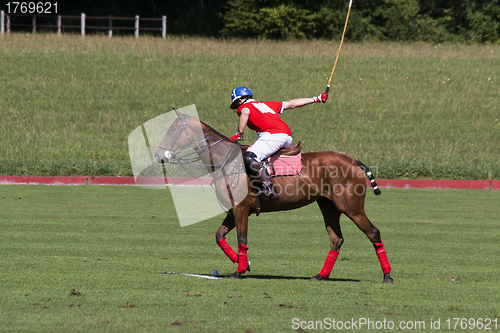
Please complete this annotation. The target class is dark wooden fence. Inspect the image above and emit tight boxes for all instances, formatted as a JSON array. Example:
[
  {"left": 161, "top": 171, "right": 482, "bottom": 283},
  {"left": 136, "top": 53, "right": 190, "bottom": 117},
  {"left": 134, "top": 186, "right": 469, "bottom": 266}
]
[{"left": 0, "top": 11, "right": 166, "bottom": 38}]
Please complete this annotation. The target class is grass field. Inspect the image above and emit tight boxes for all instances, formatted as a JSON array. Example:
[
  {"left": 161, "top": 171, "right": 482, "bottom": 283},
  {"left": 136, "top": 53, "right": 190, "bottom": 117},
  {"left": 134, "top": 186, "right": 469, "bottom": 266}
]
[
  {"left": 1, "top": 185, "right": 499, "bottom": 332},
  {"left": 1, "top": 34, "right": 499, "bottom": 179}
]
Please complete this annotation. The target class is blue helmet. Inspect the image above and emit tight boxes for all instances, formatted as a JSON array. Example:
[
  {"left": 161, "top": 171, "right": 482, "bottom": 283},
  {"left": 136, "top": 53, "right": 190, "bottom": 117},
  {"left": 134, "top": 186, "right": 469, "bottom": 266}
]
[{"left": 230, "top": 86, "right": 253, "bottom": 109}]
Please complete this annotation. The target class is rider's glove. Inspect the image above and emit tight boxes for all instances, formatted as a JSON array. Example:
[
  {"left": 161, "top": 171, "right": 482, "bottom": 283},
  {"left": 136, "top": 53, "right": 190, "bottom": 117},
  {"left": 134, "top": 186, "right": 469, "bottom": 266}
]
[
  {"left": 229, "top": 131, "right": 242, "bottom": 142},
  {"left": 313, "top": 92, "right": 328, "bottom": 103}
]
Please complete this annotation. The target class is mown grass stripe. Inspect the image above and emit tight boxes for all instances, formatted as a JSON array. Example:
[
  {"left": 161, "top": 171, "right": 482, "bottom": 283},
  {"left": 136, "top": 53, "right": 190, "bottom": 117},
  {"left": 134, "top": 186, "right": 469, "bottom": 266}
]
[
  {"left": 0, "top": 185, "right": 498, "bottom": 332},
  {"left": 1, "top": 34, "right": 499, "bottom": 179}
]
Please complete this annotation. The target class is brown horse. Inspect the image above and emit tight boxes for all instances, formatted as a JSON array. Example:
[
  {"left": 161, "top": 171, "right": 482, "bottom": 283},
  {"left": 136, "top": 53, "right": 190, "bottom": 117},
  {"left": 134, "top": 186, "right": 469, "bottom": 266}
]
[{"left": 154, "top": 110, "right": 393, "bottom": 283}]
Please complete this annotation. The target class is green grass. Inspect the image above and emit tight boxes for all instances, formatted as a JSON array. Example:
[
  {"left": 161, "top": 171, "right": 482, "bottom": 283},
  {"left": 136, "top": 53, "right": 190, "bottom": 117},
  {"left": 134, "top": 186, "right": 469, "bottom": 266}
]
[
  {"left": 0, "top": 185, "right": 499, "bottom": 332},
  {"left": 1, "top": 33, "right": 499, "bottom": 178}
]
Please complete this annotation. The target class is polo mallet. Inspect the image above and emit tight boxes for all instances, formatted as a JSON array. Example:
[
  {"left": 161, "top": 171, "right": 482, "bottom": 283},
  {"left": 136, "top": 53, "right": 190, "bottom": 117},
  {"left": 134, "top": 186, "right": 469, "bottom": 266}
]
[
  {"left": 325, "top": 0, "right": 352, "bottom": 94},
  {"left": 163, "top": 271, "right": 220, "bottom": 279}
]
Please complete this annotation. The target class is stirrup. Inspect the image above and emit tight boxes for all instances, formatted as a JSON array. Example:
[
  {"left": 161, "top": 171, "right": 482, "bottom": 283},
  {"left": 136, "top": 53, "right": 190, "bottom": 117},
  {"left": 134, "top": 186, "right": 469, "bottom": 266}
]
[{"left": 259, "top": 184, "right": 280, "bottom": 202}]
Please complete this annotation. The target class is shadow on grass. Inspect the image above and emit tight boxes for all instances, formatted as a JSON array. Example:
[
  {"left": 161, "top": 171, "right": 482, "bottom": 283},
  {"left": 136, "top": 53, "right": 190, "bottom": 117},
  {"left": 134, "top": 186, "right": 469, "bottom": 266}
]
[
  {"left": 242, "top": 275, "right": 361, "bottom": 282},
  {"left": 158, "top": 271, "right": 361, "bottom": 282}
]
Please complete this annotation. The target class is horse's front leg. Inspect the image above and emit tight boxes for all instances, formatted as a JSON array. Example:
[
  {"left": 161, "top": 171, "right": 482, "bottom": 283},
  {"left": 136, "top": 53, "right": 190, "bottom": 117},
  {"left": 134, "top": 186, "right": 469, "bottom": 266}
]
[
  {"left": 216, "top": 210, "right": 238, "bottom": 263},
  {"left": 229, "top": 205, "right": 251, "bottom": 279}
]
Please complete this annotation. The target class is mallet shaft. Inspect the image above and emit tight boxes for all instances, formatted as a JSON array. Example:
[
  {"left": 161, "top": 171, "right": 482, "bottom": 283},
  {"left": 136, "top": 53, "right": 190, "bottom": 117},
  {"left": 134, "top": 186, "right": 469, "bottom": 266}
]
[{"left": 326, "top": 0, "right": 352, "bottom": 93}]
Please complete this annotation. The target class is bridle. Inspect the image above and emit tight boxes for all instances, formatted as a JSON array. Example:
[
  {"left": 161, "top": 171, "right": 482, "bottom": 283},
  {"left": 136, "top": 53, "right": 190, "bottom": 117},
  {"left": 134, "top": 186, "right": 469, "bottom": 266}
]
[
  {"left": 157, "top": 115, "right": 244, "bottom": 188},
  {"left": 156, "top": 114, "right": 193, "bottom": 154}
]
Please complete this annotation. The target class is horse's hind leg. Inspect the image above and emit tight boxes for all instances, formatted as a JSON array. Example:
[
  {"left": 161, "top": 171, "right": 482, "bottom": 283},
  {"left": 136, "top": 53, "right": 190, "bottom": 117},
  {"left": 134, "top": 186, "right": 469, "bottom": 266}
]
[
  {"left": 215, "top": 210, "right": 238, "bottom": 264},
  {"left": 347, "top": 210, "right": 394, "bottom": 284},
  {"left": 311, "top": 198, "right": 343, "bottom": 281}
]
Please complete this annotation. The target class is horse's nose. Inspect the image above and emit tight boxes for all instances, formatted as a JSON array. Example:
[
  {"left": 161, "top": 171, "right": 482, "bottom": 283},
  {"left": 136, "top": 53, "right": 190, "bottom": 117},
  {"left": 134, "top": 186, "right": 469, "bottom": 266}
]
[
  {"left": 154, "top": 152, "right": 164, "bottom": 164},
  {"left": 155, "top": 150, "right": 173, "bottom": 163}
]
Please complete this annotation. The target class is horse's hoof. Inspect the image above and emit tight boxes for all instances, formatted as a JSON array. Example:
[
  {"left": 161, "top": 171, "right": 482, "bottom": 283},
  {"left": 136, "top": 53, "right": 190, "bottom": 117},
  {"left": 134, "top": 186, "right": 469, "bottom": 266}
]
[
  {"left": 229, "top": 272, "right": 241, "bottom": 279},
  {"left": 383, "top": 273, "right": 394, "bottom": 284},
  {"left": 246, "top": 260, "right": 251, "bottom": 272},
  {"left": 310, "top": 274, "right": 325, "bottom": 281}
]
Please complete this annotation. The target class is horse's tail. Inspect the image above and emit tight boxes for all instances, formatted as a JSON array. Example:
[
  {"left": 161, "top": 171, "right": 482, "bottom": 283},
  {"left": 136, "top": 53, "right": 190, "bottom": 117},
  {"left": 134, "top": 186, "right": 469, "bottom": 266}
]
[{"left": 356, "top": 161, "right": 381, "bottom": 196}]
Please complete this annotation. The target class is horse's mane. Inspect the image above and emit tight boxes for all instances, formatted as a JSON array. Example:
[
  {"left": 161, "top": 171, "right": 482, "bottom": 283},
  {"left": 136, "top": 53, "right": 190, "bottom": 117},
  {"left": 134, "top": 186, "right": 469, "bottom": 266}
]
[
  {"left": 198, "top": 119, "right": 231, "bottom": 142},
  {"left": 186, "top": 115, "right": 249, "bottom": 150},
  {"left": 196, "top": 118, "right": 253, "bottom": 155}
]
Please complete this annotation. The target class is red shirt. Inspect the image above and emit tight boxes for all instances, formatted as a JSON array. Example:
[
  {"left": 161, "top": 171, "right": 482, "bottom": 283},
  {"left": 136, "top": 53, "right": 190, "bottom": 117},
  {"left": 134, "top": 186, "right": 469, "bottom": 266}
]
[{"left": 236, "top": 100, "right": 292, "bottom": 136}]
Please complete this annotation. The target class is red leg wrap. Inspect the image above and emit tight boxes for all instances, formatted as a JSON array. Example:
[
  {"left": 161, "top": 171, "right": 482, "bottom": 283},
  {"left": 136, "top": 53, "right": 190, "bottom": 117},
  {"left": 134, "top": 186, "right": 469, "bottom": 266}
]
[
  {"left": 374, "top": 243, "right": 391, "bottom": 274},
  {"left": 217, "top": 237, "right": 237, "bottom": 263},
  {"left": 319, "top": 250, "right": 339, "bottom": 279},
  {"left": 236, "top": 244, "right": 249, "bottom": 274}
]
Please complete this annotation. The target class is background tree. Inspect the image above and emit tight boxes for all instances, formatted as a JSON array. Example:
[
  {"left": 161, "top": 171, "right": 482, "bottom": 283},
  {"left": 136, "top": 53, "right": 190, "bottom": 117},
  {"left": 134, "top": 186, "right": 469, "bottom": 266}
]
[{"left": 1, "top": 0, "right": 499, "bottom": 42}]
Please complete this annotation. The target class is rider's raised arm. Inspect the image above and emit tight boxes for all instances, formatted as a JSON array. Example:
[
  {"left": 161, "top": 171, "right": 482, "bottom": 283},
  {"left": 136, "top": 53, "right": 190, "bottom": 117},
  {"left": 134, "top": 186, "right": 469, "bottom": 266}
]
[
  {"left": 282, "top": 98, "right": 315, "bottom": 110},
  {"left": 282, "top": 92, "right": 328, "bottom": 110}
]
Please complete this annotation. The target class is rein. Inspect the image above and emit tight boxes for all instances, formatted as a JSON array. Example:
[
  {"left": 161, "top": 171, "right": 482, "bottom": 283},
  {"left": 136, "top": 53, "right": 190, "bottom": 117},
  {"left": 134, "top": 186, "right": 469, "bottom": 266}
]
[{"left": 159, "top": 116, "right": 244, "bottom": 187}]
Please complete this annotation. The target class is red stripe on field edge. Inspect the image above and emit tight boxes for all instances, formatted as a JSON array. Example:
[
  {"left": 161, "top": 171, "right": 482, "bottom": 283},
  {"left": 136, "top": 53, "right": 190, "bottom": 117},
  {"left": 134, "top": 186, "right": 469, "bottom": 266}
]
[
  {"left": 373, "top": 179, "right": 494, "bottom": 190},
  {"left": 87, "top": 176, "right": 136, "bottom": 185},
  {"left": 0, "top": 176, "right": 88, "bottom": 185},
  {"left": 491, "top": 180, "right": 500, "bottom": 190},
  {"left": 0, "top": 176, "right": 211, "bottom": 186},
  {"left": 0, "top": 176, "right": 498, "bottom": 190}
]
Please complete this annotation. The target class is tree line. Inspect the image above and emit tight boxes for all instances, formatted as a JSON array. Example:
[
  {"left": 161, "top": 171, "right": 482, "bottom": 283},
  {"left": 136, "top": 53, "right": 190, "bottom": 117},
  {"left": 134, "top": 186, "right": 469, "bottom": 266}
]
[{"left": 30, "top": 0, "right": 500, "bottom": 42}]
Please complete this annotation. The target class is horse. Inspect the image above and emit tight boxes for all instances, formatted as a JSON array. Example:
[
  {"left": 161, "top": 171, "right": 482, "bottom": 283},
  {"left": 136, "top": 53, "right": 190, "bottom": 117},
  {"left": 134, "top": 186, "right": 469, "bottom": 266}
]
[{"left": 154, "top": 110, "right": 393, "bottom": 283}]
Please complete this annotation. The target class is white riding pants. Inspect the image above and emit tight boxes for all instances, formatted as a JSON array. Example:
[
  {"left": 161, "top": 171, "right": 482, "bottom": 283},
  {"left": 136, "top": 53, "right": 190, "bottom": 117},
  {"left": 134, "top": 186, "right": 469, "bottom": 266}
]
[{"left": 247, "top": 132, "right": 293, "bottom": 162}]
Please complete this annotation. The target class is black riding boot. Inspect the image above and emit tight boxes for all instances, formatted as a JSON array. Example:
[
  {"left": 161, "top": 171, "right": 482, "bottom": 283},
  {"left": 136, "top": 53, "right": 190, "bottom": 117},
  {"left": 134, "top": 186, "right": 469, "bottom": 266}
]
[
  {"left": 256, "top": 166, "right": 280, "bottom": 202},
  {"left": 243, "top": 151, "right": 280, "bottom": 202}
]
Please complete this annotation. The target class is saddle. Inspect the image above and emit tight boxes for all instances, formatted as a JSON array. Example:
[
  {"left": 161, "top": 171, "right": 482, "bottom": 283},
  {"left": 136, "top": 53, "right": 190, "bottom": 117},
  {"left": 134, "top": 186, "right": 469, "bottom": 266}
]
[
  {"left": 240, "top": 142, "right": 302, "bottom": 177},
  {"left": 241, "top": 141, "right": 301, "bottom": 156},
  {"left": 269, "top": 141, "right": 302, "bottom": 159},
  {"left": 240, "top": 142, "right": 302, "bottom": 216},
  {"left": 266, "top": 142, "right": 302, "bottom": 177}
]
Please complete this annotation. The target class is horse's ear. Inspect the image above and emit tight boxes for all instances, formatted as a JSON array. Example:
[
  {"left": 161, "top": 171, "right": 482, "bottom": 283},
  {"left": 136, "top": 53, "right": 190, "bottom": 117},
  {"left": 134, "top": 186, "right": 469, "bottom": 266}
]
[{"left": 172, "top": 107, "right": 183, "bottom": 119}]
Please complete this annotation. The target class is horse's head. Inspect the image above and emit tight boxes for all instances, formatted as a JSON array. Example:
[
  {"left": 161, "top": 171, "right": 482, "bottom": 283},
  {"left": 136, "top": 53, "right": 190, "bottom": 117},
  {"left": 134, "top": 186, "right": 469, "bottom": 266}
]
[{"left": 154, "top": 109, "right": 202, "bottom": 164}]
